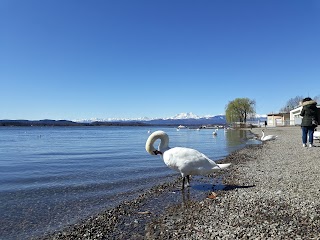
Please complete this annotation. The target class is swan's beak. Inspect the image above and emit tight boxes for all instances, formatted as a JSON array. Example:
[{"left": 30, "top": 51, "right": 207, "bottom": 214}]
[{"left": 153, "top": 150, "right": 163, "bottom": 155}]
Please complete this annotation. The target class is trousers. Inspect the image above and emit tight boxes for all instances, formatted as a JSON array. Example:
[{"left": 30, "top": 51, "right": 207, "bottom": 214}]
[{"left": 301, "top": 126, "right": 315, "bottom": 144}]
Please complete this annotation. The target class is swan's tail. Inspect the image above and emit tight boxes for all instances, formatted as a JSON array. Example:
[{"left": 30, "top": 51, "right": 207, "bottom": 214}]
[
  {"left": 218, "top": 163, "right": 231, "bottom": 169},
  {"left": 212, "top": 163, "right": 231, "bottom": 170}
]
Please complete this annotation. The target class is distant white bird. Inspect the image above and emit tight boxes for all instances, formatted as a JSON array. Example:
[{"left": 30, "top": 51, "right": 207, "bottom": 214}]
[
  {"left": 261, "top": 129, "right": 278, "bottom": 141},
  {"left": 314, "top": 131, "right": 320, "bottom": 141},
  {"left": 145, "top": 130, "right": 231, "bottom": 189},
  {"left": 213, "top": 129, "right": 218, "bottom": 136}
]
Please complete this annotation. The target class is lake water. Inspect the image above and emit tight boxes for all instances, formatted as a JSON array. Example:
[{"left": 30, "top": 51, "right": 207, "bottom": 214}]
[{"left": 0, "top": 126, "right": 258, "bottom": 239}]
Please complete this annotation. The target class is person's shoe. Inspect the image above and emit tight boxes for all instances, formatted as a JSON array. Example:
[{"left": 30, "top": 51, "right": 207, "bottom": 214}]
[
  {"left": 309, "top": 144, "right": 313, "bottom": 148},
  {"left": 303, "top": 144, "right": 307, "bottom": 147}
]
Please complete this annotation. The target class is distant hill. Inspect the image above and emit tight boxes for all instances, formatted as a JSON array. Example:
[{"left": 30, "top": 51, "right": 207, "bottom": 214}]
[
  {"left": 0, "top": 119, "right": 85, "bottom": 127},
  {"left": 0, "top": 119, "right": 147, "bottom": 127},
  {"left": 0, "top": 112, "right": 267, "bottom": 127},
  {"left": 0, "top": 117, "right": 225, "bottom": 127}
]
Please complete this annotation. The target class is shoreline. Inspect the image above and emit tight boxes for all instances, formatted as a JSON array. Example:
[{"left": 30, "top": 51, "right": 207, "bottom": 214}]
[{"left": 37, "top": 126, "right": 320, "bottom": 239}]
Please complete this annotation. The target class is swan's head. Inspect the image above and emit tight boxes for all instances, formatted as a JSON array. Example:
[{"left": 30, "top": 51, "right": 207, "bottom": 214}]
[{"left": 145, "top": 130, "right": 169, "bottom": 155}]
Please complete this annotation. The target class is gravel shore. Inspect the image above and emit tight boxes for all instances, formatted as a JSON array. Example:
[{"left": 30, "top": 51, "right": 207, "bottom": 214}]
[{"left": 38, "top": 126, "right": 320, "bottom": 240}]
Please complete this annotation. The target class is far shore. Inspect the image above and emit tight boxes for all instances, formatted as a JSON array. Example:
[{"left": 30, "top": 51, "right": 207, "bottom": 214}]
[{"left": 0, "top": 119, "right": 227, "bottom": 127}]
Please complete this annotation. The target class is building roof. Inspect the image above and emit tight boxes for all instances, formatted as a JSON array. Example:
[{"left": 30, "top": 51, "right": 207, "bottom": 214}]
[{"left": 267, "top": 113, "right": 290, "bottom": 116}]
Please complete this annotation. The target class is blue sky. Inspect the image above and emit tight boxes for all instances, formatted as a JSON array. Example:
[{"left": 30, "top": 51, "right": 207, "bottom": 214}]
[{"left": 1, "top": 0, "right": 319, "bottom": 120}]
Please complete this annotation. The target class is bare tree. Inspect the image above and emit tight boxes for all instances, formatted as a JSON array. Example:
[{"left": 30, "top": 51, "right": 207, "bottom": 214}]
[
  {"left": 280, "top": 95, "right": 320, "bottom": 112},
  {"left": 279, "top": 96, "right": 304, "bottom": 112},
  {"left": 314, "top": 95, "right": 320, "bottom": 103}
]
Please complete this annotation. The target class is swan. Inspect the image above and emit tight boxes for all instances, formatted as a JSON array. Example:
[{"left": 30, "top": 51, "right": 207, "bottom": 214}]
[
  {"left": 213, "top": 129, "right": 218, "bottom": 136},
  {"left": 261, "top": 129, "right": 278, "bottom": 141},
  {"left": 145, "top": 130, "right": 231, "bottom": 189},
  {"left": 314, "top": 130, "right": 320, "bottom": 141}
]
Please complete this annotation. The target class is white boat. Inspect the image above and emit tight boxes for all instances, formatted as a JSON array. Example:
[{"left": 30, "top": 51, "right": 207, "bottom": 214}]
[{"left": 177, "top": 125, "right": 187, "bottom": 129}]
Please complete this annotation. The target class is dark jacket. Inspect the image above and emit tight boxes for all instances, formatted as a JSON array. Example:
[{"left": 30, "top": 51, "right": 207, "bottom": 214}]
[{"left": 300, "top": 100, "right": 319, "bottom": 127}]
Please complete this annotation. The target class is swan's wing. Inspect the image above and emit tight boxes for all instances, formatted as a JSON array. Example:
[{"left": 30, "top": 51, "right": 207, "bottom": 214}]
[
  {"left": 267, "top": 135, "right": 277, "bottom": 140},
  {"left": 163, "top": 147, "right": 218, "bottom": 175},
  {"left": 262, "top": 135, "right": 278, "bottom": 141}
]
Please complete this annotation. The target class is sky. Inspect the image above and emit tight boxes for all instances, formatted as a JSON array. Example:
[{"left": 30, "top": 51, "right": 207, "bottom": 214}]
[{"left": 1, "top": 0, "right": 320, "bottom": 120}]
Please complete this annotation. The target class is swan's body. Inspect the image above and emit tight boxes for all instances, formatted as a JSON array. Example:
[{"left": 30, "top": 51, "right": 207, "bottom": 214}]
[
  {"left": 261, "top": 129, "right": 278, "bottom": 141},
  {"left": 145, "top": 130, "right": 231, "bottom": 189}
]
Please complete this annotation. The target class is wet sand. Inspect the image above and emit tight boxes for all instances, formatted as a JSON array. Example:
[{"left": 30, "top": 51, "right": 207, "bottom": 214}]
[{"left": 37, "top": 126, "right": 320, "bottom": 239}]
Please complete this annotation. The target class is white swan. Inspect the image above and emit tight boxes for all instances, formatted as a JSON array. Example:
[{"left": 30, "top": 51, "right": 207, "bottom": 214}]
[
  {"left": 314, "top": 131, "right": 320, "bottom": 141},
  {"left": 145, "top": 130, "right": 231, "bottom": 189},
  {"left": 213, "top": 129, "right": 218, "bottom": 136},
  {"left": 261, "top": 129, "right": 278, "bottom": 141}
]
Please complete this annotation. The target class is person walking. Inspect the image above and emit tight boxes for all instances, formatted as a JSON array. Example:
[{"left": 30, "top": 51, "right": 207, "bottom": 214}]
[{"left": 300, "top": 97, "right": 319, "bottom": 147}]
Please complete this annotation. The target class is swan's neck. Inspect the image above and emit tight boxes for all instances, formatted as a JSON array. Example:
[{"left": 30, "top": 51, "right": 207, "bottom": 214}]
[
  {"left": 146, "top": 131, "right": 170, "bottom": 155},
  {"left": 158, "top": 134, "right": 169, "bottom": 152}
]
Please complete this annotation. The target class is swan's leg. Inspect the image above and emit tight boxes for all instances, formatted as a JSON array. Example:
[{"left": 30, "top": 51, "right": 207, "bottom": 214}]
[
  {"left": 182, "top": 175, "right": 191, "bottom": 189},
  {"left": 182, "top": 176, "right": 186, "bottom": 190},
  {"left": 186, "top": 175, "right": 190, "bottom": 187}
]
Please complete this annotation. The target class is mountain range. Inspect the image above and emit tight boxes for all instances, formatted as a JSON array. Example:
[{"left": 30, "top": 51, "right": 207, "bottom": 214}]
[
  {"left": 74, "top": 112, "right": 267, "bottom": 126},
  {"left": 72, "top": 112, "right": 225, "bottom": 126},
  {"left": 0, "top": 112, "right": 267, "bottom": 127}
]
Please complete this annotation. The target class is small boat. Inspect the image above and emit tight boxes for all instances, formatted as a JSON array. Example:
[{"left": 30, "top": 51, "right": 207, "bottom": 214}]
[{"left": 177, "top": 125, "right": 187, "bottom": 129}]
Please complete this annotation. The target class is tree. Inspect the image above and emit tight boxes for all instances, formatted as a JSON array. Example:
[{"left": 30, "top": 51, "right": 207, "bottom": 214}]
[
  {"left": 279, "top": 95, "right": 320, "bottom": 112},
  {"left": 279, "top": 96, "right": 304, "bottom": 112},
  {"left": 225, "top": 98, "right": 256, "bottom": 123}
]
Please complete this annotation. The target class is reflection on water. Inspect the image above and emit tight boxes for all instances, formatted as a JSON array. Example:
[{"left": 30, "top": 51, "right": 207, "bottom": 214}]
[{"left": 224, "top": 129, "right": 260, "bottom": 148}]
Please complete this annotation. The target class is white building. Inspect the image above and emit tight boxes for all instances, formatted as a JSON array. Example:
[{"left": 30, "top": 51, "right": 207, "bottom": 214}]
[{"left": 267, "top": 113, "right": 290, "bottom": 127}]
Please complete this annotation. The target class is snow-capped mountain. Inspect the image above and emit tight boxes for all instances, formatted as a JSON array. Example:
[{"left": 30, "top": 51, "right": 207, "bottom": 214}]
[
  {"left": 74, "top": 112, "right": 226, "bottom": 126},
  {"left": 170, "top": 112, "right": 201, "bottom": 119},
  {"left": 144, "top": 115, "right": 226, "bottom": 126},
  {"left": 74, "top": 112, "right": 266, "bottom": 126},
  {"left": 1, "top": 112, "right": 266, "bottom": 127},
  {"left": 74, "top": 112, "right": 214, "bottom": 123},
  {"left": 254, "top": 114, "right": 267, "bottom": 118}
]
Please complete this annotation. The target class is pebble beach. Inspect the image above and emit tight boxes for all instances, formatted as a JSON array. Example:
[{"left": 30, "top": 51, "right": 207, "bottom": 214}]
[{"left": 38, "top": 126, "right": 320, "bottom": 240}]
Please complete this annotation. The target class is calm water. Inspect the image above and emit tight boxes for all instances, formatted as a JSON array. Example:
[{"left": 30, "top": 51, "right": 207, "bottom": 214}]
[{"left": 0, "top": 126, "right": 258, "bottom": 239}]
